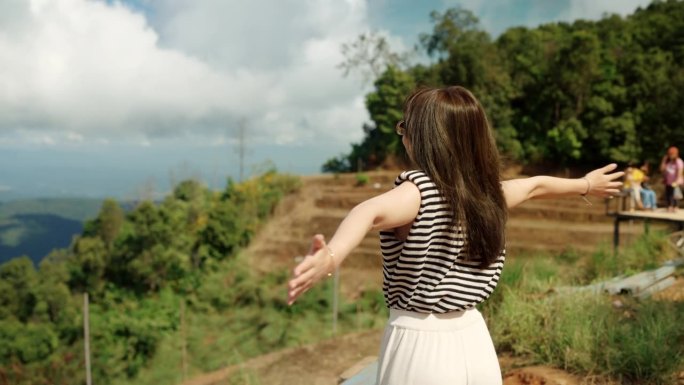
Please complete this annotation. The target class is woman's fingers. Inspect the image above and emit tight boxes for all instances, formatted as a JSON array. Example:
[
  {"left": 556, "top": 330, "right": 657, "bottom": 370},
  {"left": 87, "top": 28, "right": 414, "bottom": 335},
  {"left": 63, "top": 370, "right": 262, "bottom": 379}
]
[
  {"left": 288, "top": 282, "right": 311, "bottom": 305},
  {"left": 607, "top": 171, "right": 625, "bottom": 180},
  {"left": 288, "top": 272, "right": 314, "bottom": 302},
  {"left": 308, "top": 234, "right": 326, "bottom": 256},
  {"left": 293, "top": 255, "right": 313, "bottom": 277},
  {"left": 288, "top": 234, "right": 330, "bottom": 305},
  {"left": 598, "top": 163, "right": 618, "bottom": 173},
  {"left": 291, "top": 262, "right": 317, "bottom": 287}
]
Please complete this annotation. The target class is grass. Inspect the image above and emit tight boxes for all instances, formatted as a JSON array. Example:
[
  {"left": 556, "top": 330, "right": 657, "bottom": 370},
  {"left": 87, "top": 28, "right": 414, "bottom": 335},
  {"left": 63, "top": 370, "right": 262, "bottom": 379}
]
[{"left": 482, "top": 231, "right": 684, "bottom": 384}]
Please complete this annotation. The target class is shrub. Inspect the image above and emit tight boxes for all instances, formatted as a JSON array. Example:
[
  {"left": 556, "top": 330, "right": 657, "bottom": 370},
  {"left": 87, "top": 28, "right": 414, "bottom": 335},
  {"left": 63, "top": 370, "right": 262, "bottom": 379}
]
[{"left": 355, "top": 173, "right": 370, "bottom": 186}]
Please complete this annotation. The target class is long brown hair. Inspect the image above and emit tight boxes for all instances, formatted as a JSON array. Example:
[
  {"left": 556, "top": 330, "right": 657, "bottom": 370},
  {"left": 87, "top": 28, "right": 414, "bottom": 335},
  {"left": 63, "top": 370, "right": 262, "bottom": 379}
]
[{"left": 403, "top": 86, "right": 507, "bottom": 265}]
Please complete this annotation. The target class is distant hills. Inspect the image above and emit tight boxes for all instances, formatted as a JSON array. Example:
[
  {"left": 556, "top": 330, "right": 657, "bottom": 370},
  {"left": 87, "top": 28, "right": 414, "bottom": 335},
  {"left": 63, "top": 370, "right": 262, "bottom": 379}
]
[{"left": 0, "top": 198, "right": 104, "bottom": 265}]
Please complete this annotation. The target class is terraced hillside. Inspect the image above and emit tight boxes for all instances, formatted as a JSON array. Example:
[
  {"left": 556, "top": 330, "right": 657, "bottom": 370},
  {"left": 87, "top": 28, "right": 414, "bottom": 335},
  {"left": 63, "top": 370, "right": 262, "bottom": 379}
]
[
  {"left": 188, "top": 171, "right": 678, "bottom": 385},
  {"left": 244, "top": 170, "right": 647, "bottom": 299}
]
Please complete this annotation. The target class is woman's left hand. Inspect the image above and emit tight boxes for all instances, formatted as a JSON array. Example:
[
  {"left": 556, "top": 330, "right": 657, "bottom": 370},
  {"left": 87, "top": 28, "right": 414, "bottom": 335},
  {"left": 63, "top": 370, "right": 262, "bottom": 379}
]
[
  {"left": 287, "top": 234, "right": 334, "bottom": 305},
  {"left": 584, "top": 164, "right": 625, "bottom": 197}
]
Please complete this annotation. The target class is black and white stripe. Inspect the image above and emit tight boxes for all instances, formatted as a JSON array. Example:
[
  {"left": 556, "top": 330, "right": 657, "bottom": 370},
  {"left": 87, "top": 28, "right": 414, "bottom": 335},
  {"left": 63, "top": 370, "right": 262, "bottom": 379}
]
[{"left": 379, "top": 170, "right": 506, "bottom": 313}]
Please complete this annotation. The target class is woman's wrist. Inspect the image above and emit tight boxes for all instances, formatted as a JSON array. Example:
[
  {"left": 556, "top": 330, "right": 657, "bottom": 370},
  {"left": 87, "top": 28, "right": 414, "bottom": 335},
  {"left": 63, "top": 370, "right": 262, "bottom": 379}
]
[
  {"left": 581, "top": 176, "right": 591, "bottom": 196},
  {"left": 325, "top": 246, "right": 337, "bottom": 276},
  {"left": 579, "top": 176, "right": 592, "bottom": 206}
]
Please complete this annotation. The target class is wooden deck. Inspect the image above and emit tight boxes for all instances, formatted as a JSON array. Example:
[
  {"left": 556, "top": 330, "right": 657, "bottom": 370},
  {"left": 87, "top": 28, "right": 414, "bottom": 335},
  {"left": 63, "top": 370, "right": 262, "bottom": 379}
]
[
  {"left": 605, "top": 199, "right": 684, "bottom": 251},
  {"left": 610, "top": 208, "right": 684, "bottom": 222}
]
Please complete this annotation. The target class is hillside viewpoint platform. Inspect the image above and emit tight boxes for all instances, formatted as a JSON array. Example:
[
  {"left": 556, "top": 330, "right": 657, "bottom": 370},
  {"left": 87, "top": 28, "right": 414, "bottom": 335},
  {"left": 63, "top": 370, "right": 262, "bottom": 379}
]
[{"left": 606, "top": 198, "right": 684, "bottom": 251}]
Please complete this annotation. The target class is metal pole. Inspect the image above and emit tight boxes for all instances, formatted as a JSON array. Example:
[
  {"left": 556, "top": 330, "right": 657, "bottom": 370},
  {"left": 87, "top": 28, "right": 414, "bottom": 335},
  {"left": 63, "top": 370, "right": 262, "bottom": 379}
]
[
  {"left": 238, "top": 119, "right": 246, "bottom": 182},
  {"left": 84, "top": 293, "right": 92, "bottom": 385},
  {"left": 332, "top": 268, "right": 340, "bottom": 335}
]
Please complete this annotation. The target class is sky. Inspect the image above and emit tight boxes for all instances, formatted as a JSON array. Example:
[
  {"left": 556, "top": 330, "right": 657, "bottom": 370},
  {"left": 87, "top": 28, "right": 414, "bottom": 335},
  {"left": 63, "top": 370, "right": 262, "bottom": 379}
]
[{"left": 0, "top": 0, "right": 653, "bottom": 200}]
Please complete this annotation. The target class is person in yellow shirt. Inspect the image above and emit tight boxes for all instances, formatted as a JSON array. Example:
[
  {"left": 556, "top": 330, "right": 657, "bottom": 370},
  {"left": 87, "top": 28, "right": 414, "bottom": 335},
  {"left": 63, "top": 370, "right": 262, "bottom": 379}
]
[{"left": 624, "top": 163, "right": 645, "bottom": 210}]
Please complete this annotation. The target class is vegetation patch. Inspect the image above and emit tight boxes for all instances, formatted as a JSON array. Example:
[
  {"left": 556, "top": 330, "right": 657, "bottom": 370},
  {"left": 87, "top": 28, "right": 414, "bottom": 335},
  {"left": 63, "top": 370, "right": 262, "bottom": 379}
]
[{"left": 482, "top": 232, "right": 684, "bottom": 384}]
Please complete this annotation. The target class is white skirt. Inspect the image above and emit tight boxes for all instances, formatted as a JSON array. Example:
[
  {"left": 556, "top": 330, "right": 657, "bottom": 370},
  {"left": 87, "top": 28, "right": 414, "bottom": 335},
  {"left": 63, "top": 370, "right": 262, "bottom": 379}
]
[{"left": 376, "top": 308, "right": 502, "bottom": 385}]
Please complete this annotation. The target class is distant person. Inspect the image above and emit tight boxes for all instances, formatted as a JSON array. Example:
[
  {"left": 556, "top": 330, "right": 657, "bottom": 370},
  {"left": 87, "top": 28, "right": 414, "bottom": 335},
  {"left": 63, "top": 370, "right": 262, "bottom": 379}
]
[
  {"left": 287, "top": 86, "right": 622, "bottom": 385},
  {"left": 660, "top": 146, "right": 684, "bottom": 212},
  {"left": 623, "top": 162, "right": 644, "bottom": 210},
  {"left": 639, "top": 162, "right": 657, "bottom": 210}
]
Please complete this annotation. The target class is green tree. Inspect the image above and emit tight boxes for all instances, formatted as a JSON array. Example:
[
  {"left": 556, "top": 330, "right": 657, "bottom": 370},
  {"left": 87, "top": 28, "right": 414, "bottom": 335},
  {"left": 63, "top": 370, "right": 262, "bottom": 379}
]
[
  {"left": 98, "top": 199, "right": 125, "bottom": 247},
  {"left": 68, "top": 237, "right": 107, "bottom": 294},
  {"left": 0, "top": 257, "right": 38, "bottom": 322},
  {"left": 347, "top": 65, "right": 415, "bottom": 170}
]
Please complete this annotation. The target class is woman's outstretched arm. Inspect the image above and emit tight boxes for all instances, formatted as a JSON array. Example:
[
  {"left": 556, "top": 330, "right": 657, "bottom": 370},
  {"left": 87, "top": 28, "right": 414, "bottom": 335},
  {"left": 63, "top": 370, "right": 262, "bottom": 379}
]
[
  {"left": 287, "top": 181, "right": 421, "bottom": 305},
  {"left": 502, "top": 164, "right": 624, "bottom": 209}
]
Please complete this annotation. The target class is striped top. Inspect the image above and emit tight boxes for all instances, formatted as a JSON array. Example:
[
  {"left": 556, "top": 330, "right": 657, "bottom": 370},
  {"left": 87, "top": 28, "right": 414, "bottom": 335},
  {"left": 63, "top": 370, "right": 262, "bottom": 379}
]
[{"left": 379, "top": 170, "right": 506, "bottom": 313}]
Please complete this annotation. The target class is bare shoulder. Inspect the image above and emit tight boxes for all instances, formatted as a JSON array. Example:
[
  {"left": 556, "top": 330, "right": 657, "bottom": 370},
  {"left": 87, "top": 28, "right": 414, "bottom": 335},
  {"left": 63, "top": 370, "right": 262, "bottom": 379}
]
[{"left": 363, "top": 179, "right": 421, "bottom": 230}]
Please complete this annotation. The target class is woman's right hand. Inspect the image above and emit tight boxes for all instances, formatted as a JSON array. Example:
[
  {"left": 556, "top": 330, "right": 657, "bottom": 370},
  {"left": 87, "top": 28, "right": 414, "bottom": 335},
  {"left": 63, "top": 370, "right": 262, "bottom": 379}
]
[{"left": 287, "top": 234, "right": 335, "bottom": 305}]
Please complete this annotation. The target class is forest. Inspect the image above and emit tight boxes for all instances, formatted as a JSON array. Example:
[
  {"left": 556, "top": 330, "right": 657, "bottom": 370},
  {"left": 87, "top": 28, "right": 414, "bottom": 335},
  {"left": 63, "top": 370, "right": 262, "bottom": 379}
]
[
  {"left": 325, "top": 0, "right": 684, "bottom": 172},
  {"left": 0, "top": 172, "right": 308, "bottom": 384}
]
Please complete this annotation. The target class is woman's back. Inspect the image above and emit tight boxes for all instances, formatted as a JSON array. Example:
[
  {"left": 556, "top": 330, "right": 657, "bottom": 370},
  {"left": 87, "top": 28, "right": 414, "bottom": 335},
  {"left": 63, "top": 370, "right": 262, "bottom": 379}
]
[{"left": 380, "top": 170, "right": 504, "bottom": 313}]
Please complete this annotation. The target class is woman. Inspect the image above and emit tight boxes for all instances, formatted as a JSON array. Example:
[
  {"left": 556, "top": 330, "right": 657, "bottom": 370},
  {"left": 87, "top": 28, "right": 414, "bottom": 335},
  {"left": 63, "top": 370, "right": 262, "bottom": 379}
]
[
  {"left": 287, "top": 86, "right": 622, "bottom": 385},
  {"left": 660, "top": 146, "right": 684, "bottom": 212}
]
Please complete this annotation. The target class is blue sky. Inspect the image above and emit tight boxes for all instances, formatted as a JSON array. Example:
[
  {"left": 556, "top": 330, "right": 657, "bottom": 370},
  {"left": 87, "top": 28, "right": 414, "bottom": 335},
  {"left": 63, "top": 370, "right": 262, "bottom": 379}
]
[{"left": 0, "top": 0, "right": 652, "bottom": 200}]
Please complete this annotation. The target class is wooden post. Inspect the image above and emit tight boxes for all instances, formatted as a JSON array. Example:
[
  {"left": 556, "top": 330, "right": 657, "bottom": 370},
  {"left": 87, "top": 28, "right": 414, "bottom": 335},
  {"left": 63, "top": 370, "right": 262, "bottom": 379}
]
[
  {"left": 83, "top": 293, "right": 92, "bottom": 385},
  {"left": 613, "top": 217, "right": 620, "bottom": 255}
]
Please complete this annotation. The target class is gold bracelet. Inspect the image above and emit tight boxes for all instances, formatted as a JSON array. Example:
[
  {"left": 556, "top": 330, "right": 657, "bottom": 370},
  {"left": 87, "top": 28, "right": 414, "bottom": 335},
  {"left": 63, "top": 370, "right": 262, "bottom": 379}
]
[
  {"left": 581, "top": 176, "right": 591, "bottom": 196},
  {"left": 580, "top": 177, "right": 592, "bottom": 206},
  {"left": 326, "top": 246, "right": 335, "bottom": 277}
]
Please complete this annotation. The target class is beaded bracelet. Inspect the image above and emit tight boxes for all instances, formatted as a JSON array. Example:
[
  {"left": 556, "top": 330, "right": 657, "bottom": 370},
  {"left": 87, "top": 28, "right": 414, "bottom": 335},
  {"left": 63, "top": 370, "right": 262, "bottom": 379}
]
[
  {"left": 580, "top": 176, "right": 592, "bottom": 206},
  {"left": 326, "top": 246, "right": 335, "bottom": 277}
]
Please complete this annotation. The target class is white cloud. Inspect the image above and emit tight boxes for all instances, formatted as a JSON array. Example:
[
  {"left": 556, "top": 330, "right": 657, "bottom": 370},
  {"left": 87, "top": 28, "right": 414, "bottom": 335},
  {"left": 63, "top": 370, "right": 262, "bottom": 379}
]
[
  {"left": 66, "top": 131, "right": 84, "bottom": 142},
  {"left": 0, "top": 0, "right": 376, "bottom": 148}
]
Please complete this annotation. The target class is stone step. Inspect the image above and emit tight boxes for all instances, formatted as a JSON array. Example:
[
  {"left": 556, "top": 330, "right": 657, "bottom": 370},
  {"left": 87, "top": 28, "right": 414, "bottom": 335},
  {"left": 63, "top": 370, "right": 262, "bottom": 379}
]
[
  {"left": 303, "top": 172, "right": 397, "bottom": 189},
  {"left": 509, "top": 205, "right": 612, "bottom": 223},
  {"left": 315, "top": 192, "right": 380, "bottom": 209},
  {"left": 505, "top": 218, "right": 651, "bottom": 253},
  {"left": 315, "top": 193, "right": 616, "bottom": 214}
]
